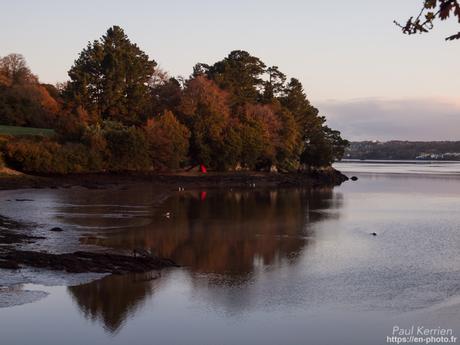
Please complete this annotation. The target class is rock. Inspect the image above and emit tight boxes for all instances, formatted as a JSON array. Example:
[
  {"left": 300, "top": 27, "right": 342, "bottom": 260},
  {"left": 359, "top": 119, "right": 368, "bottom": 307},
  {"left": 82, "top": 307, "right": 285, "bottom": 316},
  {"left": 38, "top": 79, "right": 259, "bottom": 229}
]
[
  {"left": 133, "top": 248, "right": 154, "bottom": 258},
  {"left": 49, "top": 227, "right": 64, "bottom": 232},
  {"left": 0, "top": 259, "right": 20, "bottom": 270},
  {"left": 351, "top": 176, "right": 358, "bottom": 181},
  {"left": 371, "top": 232, "right": 377, "bottom": 236}
]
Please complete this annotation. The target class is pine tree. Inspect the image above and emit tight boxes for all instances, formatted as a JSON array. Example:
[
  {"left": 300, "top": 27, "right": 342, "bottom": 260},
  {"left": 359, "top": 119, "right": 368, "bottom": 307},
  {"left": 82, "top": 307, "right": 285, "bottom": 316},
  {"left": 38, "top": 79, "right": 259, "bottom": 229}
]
[
  {"left": 206, "top": 50, "right": 266, "bottom": 105},
  {"left": 67, "top": 26, "right": 156, "bottom": 125}
]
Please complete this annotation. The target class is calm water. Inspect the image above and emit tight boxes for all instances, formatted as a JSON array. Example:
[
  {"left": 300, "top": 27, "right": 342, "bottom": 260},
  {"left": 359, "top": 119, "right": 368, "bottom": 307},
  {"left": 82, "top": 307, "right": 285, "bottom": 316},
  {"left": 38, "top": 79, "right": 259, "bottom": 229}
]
[{"left": 1, "top": 162, "right": 460, "bottom": 344}]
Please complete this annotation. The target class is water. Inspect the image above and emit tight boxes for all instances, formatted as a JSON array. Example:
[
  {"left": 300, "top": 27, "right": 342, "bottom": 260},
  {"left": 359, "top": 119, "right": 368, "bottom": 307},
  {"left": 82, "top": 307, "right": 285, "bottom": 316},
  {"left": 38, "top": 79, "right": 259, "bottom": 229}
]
[
  {"left": 1, "top": 162, "right": 460, "bottom": 344},
  {"left": 339, "top": 159, "right": 460, "bottom": 175}
]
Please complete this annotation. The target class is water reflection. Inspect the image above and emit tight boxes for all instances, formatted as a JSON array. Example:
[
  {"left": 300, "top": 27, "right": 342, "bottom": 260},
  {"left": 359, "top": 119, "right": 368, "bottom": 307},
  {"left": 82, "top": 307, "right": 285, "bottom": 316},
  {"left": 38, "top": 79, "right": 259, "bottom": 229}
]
[
  {"left": 67, "top": 187, "right": 343, "bottom": 332},
  {"left": 68, "top": 272, "right": 164, "bottom": 333},
  {"left": 101, "top": 188, "right": 342, "bottom": 274}
]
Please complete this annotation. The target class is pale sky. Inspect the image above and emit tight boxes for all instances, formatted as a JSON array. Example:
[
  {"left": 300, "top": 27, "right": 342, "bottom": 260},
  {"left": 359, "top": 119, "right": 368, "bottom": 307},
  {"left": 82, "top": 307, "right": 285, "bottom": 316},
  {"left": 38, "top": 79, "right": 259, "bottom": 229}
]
[{"left": 1, "top": 0, "right": 459, "bottom": 140}]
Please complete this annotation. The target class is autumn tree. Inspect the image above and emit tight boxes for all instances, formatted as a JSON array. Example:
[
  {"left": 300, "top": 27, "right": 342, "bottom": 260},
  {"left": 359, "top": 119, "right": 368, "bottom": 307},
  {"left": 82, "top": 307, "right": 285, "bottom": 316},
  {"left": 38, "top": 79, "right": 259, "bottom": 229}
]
[
  {"left": 395, "top": 0, "right": 460, "bottom": 40},
  {"left": 66, "top": 26, "right": 157, "bottom": 124},
  {"left": 0, "top": 54, "right": 37, "bottom": 85},
  {"left": 0, "top": 54, "right": 60, "bottom": 128},
  {"left": 179, "top": 76, "right": 235, "bottom": 169},
  {"left": 240, "top": 103, "right": 280, "bottom": 168},
  {"left": 144, "top": 110, "right": 190, "bottom": 170},
  {"left": 0, "top": 46, "right": 349, "bottom": 173},
  {"left": 274, "top": 105, "right": 303, "bottom": 171}
]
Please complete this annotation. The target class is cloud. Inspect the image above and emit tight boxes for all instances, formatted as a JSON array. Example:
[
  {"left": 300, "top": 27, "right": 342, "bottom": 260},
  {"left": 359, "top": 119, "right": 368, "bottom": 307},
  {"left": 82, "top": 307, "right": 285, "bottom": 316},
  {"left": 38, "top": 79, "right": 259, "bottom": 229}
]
[{"left": 318, "top": 98, "right": 460, "bottom": 141}]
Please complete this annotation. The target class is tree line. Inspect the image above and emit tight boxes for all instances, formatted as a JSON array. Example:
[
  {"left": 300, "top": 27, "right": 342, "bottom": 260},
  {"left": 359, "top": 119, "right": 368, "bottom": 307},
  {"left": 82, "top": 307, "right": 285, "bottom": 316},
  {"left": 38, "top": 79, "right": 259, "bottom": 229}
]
[
  {"left": 346, "top": 141, "right": 460, "bottom": 160},
  {"left": 0, "top": 26, "right": 348, "bottom": 174}
]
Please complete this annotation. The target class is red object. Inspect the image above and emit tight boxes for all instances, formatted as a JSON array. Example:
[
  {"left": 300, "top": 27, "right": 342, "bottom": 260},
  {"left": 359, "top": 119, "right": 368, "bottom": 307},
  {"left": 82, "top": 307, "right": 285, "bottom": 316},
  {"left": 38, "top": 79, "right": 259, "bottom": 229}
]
[
  {"left": 200, "top": 191, "right": 207, "bottom": 201},
  {"left": 200, "top": 164, "right": 207, "bottom": 173}
]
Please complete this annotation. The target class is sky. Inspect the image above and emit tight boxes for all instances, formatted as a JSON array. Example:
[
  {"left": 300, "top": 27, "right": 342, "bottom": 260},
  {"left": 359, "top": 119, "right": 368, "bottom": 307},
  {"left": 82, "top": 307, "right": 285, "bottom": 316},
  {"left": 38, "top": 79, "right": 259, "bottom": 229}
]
[{"left": 1, "top": 0, "right": 459, "bottom": 141}]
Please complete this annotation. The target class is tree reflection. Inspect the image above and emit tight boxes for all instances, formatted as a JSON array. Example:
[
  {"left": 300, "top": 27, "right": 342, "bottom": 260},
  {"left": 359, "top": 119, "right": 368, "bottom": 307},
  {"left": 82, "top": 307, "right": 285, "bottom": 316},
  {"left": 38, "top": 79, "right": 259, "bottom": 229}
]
[
  {"left": 68, "top": 272, "right": 163, "bottom": 333},
  {"left": 68, "top": 187, "right": 343, "bottom": 332}
]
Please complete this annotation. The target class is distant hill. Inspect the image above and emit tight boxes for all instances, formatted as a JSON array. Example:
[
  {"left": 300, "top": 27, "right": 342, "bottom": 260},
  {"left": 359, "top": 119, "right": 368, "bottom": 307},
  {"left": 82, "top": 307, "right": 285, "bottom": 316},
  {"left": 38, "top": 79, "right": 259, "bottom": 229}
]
[{"left": 345, "top": 141, "right": 460, "bottom": 160}]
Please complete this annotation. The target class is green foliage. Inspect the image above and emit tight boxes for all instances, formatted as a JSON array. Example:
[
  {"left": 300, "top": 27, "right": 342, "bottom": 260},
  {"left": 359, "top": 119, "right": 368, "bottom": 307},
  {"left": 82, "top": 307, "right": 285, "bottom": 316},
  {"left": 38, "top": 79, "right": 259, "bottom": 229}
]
[
  {"left": 67, "top": 26, "right": 157, "bottom": 125},
  {"left": 238, "top": 119, "right": 265, "bottom": 169},
  {"left": 263, "top": 66, "right": 287, "bottom": 101},
  {"left": 144, "top": 111, "right": 190, "bottom": 170},
  {"left": 150, "top": 77, "right": 182, "bottom": 115},
  {"left": 205, "top": 50, "right": 266, "bottom": 105},
  {"left": 301, "top": 124, "right": 349, "bottom": 167},
  {"left": 101, "top": 121, "right": 150, "bottom": 171}
]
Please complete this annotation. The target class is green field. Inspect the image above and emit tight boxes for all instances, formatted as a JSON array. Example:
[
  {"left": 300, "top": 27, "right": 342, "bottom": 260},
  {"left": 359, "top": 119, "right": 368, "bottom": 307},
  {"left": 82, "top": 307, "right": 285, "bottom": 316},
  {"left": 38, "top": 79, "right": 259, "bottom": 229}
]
[{"left": 0, "top": 125, "right": 55, "bottom": 137}]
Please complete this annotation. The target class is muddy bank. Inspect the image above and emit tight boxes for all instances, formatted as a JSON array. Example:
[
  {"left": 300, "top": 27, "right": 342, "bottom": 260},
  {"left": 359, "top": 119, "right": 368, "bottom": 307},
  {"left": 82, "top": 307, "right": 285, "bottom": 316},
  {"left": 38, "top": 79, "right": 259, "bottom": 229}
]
[
  {"left": 0, "top": 168, "right": 348, "bottom": 277},
  {"left": 0, "top": 250, "right": 178, "bottom": 274},
  {"left": 0, "top": 168, "right": 348, "bottom": 191},
  {"left": 0, "top": 215, "right": 178, "bottom": 275}
]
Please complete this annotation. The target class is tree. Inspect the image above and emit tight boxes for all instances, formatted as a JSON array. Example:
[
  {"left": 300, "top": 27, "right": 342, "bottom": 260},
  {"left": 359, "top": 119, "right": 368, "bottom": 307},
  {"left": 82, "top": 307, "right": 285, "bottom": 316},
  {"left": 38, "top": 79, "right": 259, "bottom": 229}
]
[
  {"left": 395, "top": 0, "right": 460, "bottom": 40},
  {"left": 150, "top": 76, "right": 182, "bottom": 116},
  {"left": 263, "top": 66, "right": 286, "bottom": 101},
  {"left": 102, "top": 121, "right": 150, "bottom": 171},
  {"left": 299, "top": 117, "right": 349, "bottom": 168},
  {"left": 144, "top": 110, "right": 190, "bottom": 170},
  {"left": 67, "top": 26, "right": 157, "bottom": 124},
  {"left": 0, "top": 54, "right": 36, "bottom": 85},
  {"left": 281, "top": 78, "right": 317, "bottom": 128},
  {"left": 280, "top": 78, "right": 349, "bottom": 168},
  {"left": 323, "top": 126, "right": 349, "bottom": 163},
  {"left": 274, "top": 105, "right": 303, "bottom": 171},
  {"left": 240, "top": 103, "right": 280, "bottom": 168},
  {"left": 0, "top": 54, "right": 60, "bottom": 128},
  {"left": 205, "top": 50, "right": 266, "bottom": 104},
  {"left": 180, "top": 76, "right": 237, "bottom": 169}
]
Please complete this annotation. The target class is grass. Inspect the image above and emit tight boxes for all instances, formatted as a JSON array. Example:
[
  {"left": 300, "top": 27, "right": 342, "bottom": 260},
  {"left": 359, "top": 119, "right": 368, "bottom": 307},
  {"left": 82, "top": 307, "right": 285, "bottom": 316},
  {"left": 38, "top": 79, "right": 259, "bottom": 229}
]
[{"left": 0, "top": 125, "right": 55, "bottom": 137}]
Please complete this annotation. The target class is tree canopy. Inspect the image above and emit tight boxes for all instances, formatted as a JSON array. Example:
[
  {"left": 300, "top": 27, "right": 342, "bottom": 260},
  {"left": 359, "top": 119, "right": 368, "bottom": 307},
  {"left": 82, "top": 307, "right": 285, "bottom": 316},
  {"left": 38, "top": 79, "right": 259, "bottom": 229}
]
[
  {"left": 67, "top": 26, "right": 157, "bottom": 124},
  {"left": 0, "top": 54, "right": 60, "bottom": 128},
  {"left": 1, "top": 27, "right": 348, "bottom": 174}
]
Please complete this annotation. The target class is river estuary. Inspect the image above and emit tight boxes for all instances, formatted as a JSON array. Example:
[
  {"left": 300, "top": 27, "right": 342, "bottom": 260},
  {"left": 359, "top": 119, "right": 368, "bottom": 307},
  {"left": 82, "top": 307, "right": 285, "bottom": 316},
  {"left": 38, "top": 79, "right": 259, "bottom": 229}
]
[{"left": 1, "top": 161, "right": 460, "bottom": 345}]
